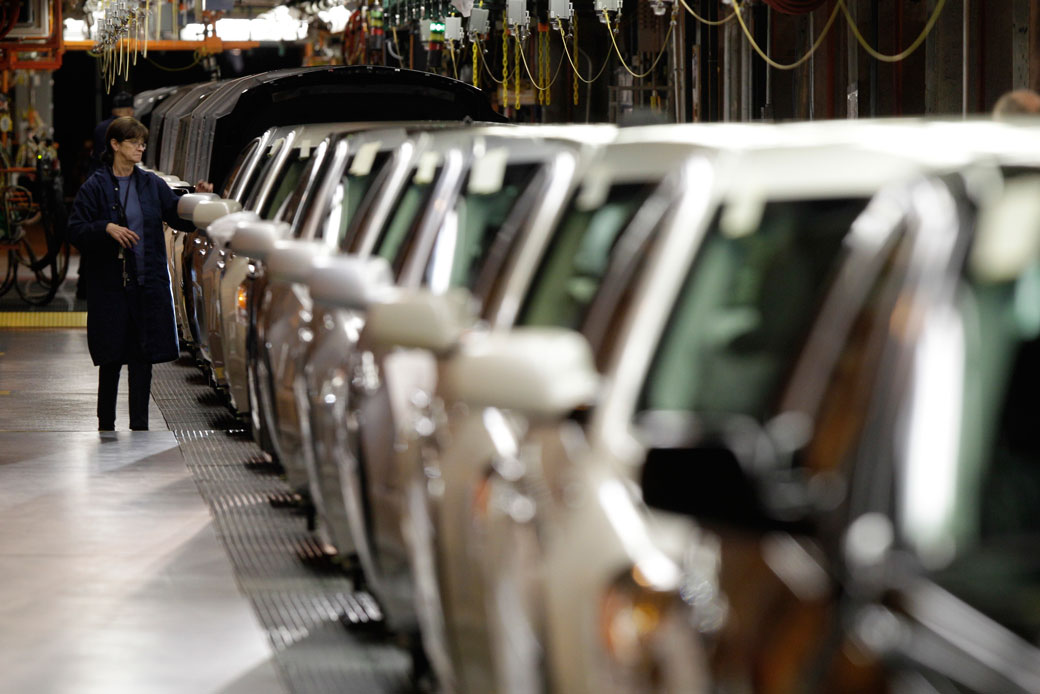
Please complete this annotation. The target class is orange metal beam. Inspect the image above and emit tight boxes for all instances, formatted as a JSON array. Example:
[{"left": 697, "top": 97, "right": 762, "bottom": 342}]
[
  {"left": 64, "top": 39, "right": 261, "bottom": 52},
  {"left": 0, "top": 0, "right": 65, "bottom": 71}
]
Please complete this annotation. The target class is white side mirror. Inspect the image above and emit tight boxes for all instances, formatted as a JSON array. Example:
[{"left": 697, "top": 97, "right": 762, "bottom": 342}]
[
  {"left": 364, "top": 287, "right": 474, "bottom": 355},
  {"left": 265, "top": 240, "right": 334, "bottom": 284},
  {"left": 193, "top": 199, "right": 243, "bottom": 230},
  {"left": 206, "top": 210, "right": 261, "bottom": 249},
  {"left": 177, "top": 192, "right": 219, "bottom": 221},
  {"left": 308, "top": 255, "right": 393, "bottom": 311},
  {"left": 229, "top": 220, "right": 291, "bottom": 261},
  {"left": 441, "top": 328, "right": 599, "bottom": 418}
]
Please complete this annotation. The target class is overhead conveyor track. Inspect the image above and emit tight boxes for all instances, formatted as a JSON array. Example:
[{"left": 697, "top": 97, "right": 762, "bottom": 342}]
[{"left": 151, "top": 355, "right": 416, "bottom": 694}]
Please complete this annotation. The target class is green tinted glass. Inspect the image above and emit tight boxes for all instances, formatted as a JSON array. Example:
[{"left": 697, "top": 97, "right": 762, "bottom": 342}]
[
  {"left": 518, "top": 183, "right": 654, "bottom": 330},
  {"left": 329, "top": 152, "right": 390, "bottom": 247},
  {"left": 426, "top": 163, "right": 538, "bottom": 290},
  {"left": 264, "top": 154, "right": 307, "bottom": 221},
  {"left": 373, "top": 174, "right": 438, "bottom": 268},
  {"left": 640, "top": 198, "right": 867, "bottom": 419}
]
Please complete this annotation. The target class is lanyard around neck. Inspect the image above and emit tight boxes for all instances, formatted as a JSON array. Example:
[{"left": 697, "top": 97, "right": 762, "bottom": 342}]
[{"left": 110, "top": 170, "right": 132, "bottom": 222}]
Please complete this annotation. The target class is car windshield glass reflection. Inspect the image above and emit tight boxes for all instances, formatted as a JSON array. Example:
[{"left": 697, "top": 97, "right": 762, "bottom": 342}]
[
  {"left": 327, "top": 152, "right": 392, "bottom": 247},
  {"left": 424, "top": 163, "right": 539, "bottom": 292},
  {"left": 639, "top": 198, "right": 868, "bottom": 420},
  {"left": 243, "top": 147, "right": 279, "bottom": 211},
  {"left": 517, "top": 183, "right": 655, "bottom": 330},
  {"left": 266, "top": 152, "right": 309, "bottom": 221},
  {"left": 902, "top": 273, "right": 1040, "bottom": 641},
  {"left": 372, "top": 169, "right": 442, "bottom": 273},
  {"left": 222, "top": 140, "right": 259, "bottom": 199}
]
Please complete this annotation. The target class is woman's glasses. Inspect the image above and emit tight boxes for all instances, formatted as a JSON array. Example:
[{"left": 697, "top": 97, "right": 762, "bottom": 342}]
[{"left": 123, "top": 140, "right": 147, "bottom": 150}]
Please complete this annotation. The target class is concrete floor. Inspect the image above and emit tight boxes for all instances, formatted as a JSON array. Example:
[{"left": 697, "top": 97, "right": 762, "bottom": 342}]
[{"left": 0, "top": 328, "right": 288, "bottom": 693}]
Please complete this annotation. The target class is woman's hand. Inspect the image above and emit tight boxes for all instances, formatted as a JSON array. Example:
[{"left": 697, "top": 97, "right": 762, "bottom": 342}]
[
  {"left": 106, "top": 223, "right": 140, "bottom": 248},
  {"left": 194, "top": 181, "right": 214, "bottom": 194}
]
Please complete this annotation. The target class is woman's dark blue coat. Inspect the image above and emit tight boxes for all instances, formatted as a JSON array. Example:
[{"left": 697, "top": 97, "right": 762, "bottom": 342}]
[{"left": 68, "top": 167, "right": 193, "bottom": 366}]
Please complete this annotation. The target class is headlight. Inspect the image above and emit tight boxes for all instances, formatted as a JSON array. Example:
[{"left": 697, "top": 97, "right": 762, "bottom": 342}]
[{"left": 600, "top": 568, "right": 709, "bottom": 693}]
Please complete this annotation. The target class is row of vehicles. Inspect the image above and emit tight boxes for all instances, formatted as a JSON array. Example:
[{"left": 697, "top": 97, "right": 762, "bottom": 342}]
[{"left": 143, "top": 70, "right": 1040, "bottom": 693}]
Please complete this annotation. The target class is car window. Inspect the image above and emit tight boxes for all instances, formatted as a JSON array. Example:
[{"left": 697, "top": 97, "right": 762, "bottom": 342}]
[
  {"left": 222, "top": 139, "right": 260, "bottom": 200},
  {"left": 372, "top": 169, "right": 442, "bottom": 274},
  {"left": 900, "top": 270, "right": 1040, "bottom": 640},
  {"left": 424, "top": 163, "right": 540, "bottom": 292},
  {"left": 266, "top": 151, "right": 309, "bottom": 223},
  {"left": 242, "top": 144, "right": 281, "bottom": 211},
  {"left": 517, "top": 182, "right": 656, "bottom": 330},
  {"left": 324, "top": 152, "right": 392, "bottom": 247},
  {"left": 639, "top": 198, "right": 868, "bottom": 420}
]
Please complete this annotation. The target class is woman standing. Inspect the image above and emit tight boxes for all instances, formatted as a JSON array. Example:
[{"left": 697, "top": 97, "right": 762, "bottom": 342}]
[{"left": 68, "top": 116, "right": 213, "bottom": 431}]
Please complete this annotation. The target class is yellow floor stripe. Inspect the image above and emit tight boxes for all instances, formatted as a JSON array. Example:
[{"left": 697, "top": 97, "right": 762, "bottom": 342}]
[{"left": 0, "top": 312, "right": 88, "bottom": 328}]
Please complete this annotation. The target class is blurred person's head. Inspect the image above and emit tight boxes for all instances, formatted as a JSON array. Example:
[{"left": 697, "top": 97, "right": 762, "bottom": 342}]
[
  {"left": 111, "top": 91, "right": 134, "bottom": 118},
  {"left": 993, "top": 89, "right": 1040, "bottom": 118}
]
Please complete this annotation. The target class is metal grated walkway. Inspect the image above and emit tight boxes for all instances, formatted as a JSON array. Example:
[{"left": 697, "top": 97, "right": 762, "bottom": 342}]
[{"left": 152, "top": 355, "right": 416, "bottom": 694}]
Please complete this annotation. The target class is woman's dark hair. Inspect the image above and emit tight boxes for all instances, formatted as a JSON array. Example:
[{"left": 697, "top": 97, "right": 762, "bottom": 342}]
[{"left": 102, "top": 116, "right": 148, "bottom": 166}]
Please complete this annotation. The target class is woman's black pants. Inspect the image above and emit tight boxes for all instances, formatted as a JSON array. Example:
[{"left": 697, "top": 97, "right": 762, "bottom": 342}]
[
  {"left": 97, "top": 361, "right": 152, "bottom": 430},
  {"left": 96, "top": 306, "right": 152, "bottom": 431}
]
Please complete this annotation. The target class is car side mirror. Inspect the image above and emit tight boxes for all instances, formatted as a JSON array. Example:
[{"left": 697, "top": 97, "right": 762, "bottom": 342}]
[
  {"left": 229, "top": 220, "right": 291, "bottom": 261},
  {"left": 193, "top": 199, "right": 243, "bottom": 230},
  {"left": 363, "top": 288, "right": 475, "bottom": 355},
  {"left": 638, "top": 411, "right": 814, "bottom": 531},
  {"left": 205, "top": 210, "right": 261, "bottom": 249},
  {"left": 176, "top": 192, "right": 219, "bottom": 221},
  {"left": 440, "top": 327, "right": 599, "bottom": 419},
  {"left": 265, "top": 239, "right": 333, "bottom": 284},
  {"left": 641, "top": 443, "right": 773, "bottom": 530},
  {"left": 307, "top": 255, "right": 393, "bottom": 311}
]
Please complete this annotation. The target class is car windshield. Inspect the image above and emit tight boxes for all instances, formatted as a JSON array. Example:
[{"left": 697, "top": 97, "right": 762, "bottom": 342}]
[
  {"left": 639, "top": 198, "right": 868, "bottom": 420},
  {"left": 424, "top": 163, "right": 539, "bottom": 292},
  {"left": 325, "top": 152, "right": 392, "bottom": 247},
  {"left": 899, "top": 271, "right": 1040, "bottom": 641},
  {"left": 517, "top": 182, "right": 656, "bottom": 330}
]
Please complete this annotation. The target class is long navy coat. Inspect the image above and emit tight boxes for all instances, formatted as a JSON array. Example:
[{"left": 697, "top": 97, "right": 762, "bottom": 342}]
[{"left": 68, "top": 167, "right": 193, "bottom": 366}]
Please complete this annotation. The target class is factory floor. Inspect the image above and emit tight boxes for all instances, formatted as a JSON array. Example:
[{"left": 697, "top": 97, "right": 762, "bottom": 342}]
[
  {"left": 0, "top": 272, "right": 411, "bottom": 693},
  {"left": 0, "top": 327, "right": 287, "bottom": 694}
]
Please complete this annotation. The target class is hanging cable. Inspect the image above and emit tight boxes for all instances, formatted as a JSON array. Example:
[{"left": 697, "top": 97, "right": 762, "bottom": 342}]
[
  {"left": 517, "top": 29, "right": 565, "bottom": 93},
  {"left": 145, "top": 51, "right": 203, "bottom": 71},
  {"left": 557, "top": 23, "right": 611, "bottom": 84},
  {"left": 388, "top": 27, "right": 404, "bottom": 64},
  {"left": 472, "top": 40, "right": 480, "bottom": 88},
  {"left": 603, "top": 10, "right": 674, "bottom": 79},
  {"left": 839, "top": 0, "right": 947, "bottom": 63},
  {"left": 475, "top": 36, "right": 518, "bottom": 84},
  {"left": 676, "top": 0, "right": 736, "bottom": 26},
  {"left": 730, "top": 0, "right": 840, "bottom": 71},
  {"left": 447, "top": 38, "right": 458, "bottom": 79}
]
